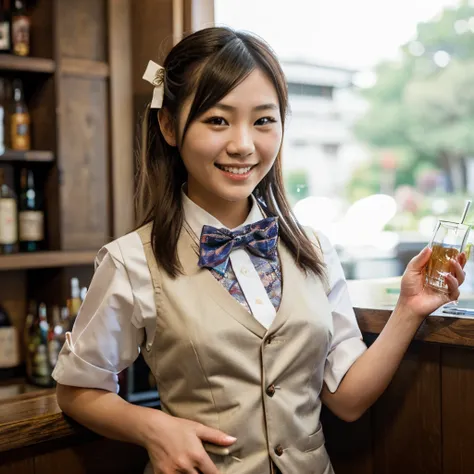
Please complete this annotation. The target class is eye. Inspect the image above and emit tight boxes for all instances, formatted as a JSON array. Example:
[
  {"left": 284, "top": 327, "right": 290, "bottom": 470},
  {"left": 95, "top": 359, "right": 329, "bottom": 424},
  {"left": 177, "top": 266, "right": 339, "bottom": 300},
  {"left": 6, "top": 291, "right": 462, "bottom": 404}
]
[
  {"left": 204, "top": 116, "right": 228, "bottom": 126},
  {"left": 255, "top": 117, "right": 278, "bottom": 126}
]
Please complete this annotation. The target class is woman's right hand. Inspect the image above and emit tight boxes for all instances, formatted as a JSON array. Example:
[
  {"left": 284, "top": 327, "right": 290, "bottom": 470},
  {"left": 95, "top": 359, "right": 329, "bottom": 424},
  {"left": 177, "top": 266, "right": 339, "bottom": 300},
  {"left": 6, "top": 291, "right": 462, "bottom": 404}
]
[{"left": 144, "top": 411, "right": 237, "bottom": 474}]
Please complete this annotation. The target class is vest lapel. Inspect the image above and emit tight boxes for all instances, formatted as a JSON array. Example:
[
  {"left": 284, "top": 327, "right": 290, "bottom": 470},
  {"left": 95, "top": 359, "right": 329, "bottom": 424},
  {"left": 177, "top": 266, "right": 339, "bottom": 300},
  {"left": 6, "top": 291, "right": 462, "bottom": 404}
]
[{"left": 267, "top": 240, "right": 297, "bottom": 334}]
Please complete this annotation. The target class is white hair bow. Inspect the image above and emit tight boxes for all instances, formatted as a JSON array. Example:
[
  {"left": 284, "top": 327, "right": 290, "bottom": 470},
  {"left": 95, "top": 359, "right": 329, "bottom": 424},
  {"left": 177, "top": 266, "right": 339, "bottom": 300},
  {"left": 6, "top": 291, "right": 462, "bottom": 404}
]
[{"left": 142, "top": 60, "right": 165, "bottom": 109}]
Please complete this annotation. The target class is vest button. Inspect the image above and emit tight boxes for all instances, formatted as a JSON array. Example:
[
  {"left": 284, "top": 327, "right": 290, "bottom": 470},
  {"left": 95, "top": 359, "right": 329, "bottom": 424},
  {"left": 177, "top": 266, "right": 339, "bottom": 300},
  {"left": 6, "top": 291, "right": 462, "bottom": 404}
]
[
  {"left": 274, "top": 445, "right": 284, "bottom": 456},
  {"left": 266, "top": 384, "right": 276, "bottom": 397}
]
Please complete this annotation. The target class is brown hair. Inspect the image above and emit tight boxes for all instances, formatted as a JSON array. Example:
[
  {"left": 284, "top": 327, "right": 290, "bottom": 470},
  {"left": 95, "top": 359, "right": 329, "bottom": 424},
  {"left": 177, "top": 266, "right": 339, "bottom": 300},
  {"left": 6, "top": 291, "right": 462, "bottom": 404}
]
[{"left": 136, "top": 27, "right": 325, "bottom": 279}]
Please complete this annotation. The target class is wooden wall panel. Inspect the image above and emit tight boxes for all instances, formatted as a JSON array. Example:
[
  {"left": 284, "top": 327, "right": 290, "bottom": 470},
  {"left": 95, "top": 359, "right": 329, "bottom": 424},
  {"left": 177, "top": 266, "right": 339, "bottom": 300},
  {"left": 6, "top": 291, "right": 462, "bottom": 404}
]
[
  {"left": 34, "top": 438, "right": 148, "bottom": 474},
  {"left": 30, "top": 0, "right": 54, "bottom": 59},
  {"left": 0, "top": 458, "right": 33, "bottom": 474},
  {"left": 108, "top": 0, "right": 135, "bottom": 238},
  {"left": 322, "top": 408, "right": 373, "bottom": 474},
  {"left": 442, "top": 346, "right": 474, "bottom": 474},
  {"left": 372, "top": 343, "right": 442, "bottom": 474},
  {"left": 184, "top": 0, "right": 214, "bottom": 33},
  {"left": 28, "top": 76, "right": 56, "bottom": 155},
  {"left": 56, "top": 0, "right": 107, "bottom": 61},
  {"left": 57, "top": 77, "right": 109, "bottom": 249},
  {"left": 132, "top": 0, "right": 174, "bottom": 105}
]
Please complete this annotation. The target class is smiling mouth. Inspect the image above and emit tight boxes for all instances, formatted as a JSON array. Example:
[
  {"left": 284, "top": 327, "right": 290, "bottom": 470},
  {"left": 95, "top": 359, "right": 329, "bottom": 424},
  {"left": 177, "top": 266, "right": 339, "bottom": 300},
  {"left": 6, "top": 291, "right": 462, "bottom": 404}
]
[{"left": 215, "top": 164, "right": 257, "bottom": 175}]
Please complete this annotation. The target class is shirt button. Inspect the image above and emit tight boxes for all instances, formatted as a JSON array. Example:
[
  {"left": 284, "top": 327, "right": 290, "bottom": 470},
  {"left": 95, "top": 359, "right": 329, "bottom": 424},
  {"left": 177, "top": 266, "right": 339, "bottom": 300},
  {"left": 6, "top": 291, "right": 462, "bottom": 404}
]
[
  {"left": 274, "top": 445, "right": 284, "bottom": 456},
  {"left": 266, "top": 384, "right": 276, "bottom": 397},
  {"left": 255, "top": 298, "right": 263, "bottom": 305},
  {"left": 241, "top": 267, "right": 248, "bottom": 275}
]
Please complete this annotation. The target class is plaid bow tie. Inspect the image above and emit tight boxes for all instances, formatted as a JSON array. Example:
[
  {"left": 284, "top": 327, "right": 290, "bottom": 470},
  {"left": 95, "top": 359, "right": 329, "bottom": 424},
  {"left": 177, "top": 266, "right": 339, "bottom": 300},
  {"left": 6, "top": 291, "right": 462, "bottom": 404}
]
[{"left": 198, "top": 217, "right": 279, "bottom": 276}]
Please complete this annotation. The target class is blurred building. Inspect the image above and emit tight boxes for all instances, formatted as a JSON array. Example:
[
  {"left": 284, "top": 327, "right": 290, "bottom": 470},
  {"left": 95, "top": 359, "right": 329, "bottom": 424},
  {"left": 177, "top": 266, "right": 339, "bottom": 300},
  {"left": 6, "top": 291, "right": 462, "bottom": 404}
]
[{"left": 281, "top": 60, "right": 369, "bottom": 198}]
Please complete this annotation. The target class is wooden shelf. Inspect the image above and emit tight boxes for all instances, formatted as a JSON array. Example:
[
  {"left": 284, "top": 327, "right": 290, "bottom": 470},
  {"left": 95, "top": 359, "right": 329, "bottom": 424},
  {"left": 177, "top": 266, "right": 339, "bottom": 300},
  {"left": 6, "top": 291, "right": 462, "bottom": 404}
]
[
  {"left": 0, "top": 55, "right": 55, "bottom": 73},
  {"left": 0, "top": 150, "right": 54, "bottom": 163},
  {"left": 60, "top": 58, "right": 109, "bottom": 79},
  {"left": 0, "top": 251, "right": 96, "bottom": 271}
]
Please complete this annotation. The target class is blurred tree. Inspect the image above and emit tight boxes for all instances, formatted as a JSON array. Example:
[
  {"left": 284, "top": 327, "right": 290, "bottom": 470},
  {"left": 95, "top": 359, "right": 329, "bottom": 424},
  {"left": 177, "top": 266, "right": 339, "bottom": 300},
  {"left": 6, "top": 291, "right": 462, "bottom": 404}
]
[
  {"left": 405, "top": 59, "right": 474, "bottom": 191},
  {"left": 354, "top": 0, "right": 474, "bottom": 193},
  {"left": 285, "top": 169, "right": 310, "bottom": 204}
]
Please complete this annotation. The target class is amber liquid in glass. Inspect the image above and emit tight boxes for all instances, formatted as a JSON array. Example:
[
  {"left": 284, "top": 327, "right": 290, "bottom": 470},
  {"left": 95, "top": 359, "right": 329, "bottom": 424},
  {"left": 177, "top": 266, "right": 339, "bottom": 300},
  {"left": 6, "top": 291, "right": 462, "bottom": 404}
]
[{"left": 425, "top": 243, "right": 459, "bottom": 292}]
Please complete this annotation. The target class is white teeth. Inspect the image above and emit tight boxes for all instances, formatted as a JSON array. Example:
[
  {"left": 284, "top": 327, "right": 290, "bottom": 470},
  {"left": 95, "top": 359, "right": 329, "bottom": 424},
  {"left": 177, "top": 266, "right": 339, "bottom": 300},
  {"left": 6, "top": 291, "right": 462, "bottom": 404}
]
[{"left": 220, "top": 166, "right": 252, "bottom": 175}]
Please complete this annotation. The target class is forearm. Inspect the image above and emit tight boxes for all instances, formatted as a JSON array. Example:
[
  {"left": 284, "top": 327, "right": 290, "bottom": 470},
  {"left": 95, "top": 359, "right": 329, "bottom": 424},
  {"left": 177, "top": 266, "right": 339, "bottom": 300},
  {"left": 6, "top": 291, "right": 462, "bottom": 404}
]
[
  {"left": 56, "top": 383, "right": 163, "bottom": 447},
  {"left": 322, "top": 303, "right": 422, "bottom": 421}
]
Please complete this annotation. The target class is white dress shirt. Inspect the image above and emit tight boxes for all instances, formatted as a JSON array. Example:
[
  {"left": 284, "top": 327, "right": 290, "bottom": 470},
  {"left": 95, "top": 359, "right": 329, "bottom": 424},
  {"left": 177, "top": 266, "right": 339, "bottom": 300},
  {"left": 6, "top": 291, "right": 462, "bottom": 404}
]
[{"left": 52, "top": 193, "right": 367, "bottom": 394}]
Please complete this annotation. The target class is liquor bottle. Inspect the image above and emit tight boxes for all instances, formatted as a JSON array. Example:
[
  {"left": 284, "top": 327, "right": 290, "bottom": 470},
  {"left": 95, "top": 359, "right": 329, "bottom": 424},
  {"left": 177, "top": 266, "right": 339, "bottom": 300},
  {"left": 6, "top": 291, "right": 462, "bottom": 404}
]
[
  {"left": 26, "top": 302, "right": 53, "bottom": 387},
  {"left": 0, "top": 78, "right": 7, "bottom": 154},
  {"left": 67, "top": 278, "right": 81, "bottom": 330},
  {"left": 10, "top": 78, "right": 30, "bottom": 150},
  {"left": 19, "top": 168, "right": 44, "bottom": 251},
  {"left": 47, "top": 306, "right": 64, "bottom": 369},
  {"left": 23, "top": 300, "right": 35, "bottom": 379},
  {"left": 11, "top": 0, "right": 29, "bottom": 57},
  {"left": 60, "top": 306, "right": 70, "bottom": 333},
  {"left": 0, "top": 167, "right": 18, "bottom": 254},
  {"left": 0, "top": 1, "right": 11, "bottom": 54},
  {"left": 0, "top": 304, "right": 20, "bottom": 380}
]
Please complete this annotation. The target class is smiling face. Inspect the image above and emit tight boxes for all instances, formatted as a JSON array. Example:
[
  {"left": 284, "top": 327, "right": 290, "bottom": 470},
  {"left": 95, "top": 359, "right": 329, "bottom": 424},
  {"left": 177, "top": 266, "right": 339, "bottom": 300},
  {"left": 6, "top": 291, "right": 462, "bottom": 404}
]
[{"left": 160, "top": 68, "right": 283, "bottom": 220}]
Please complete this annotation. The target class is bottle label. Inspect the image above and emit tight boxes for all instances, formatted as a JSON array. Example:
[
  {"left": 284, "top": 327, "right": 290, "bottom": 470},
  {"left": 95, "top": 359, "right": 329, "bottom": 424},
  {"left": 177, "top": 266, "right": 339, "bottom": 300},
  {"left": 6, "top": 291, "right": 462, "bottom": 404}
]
[
  {"left": 11, "top": 113, "right": 30, "bottom": 150},
  {"left": 0, "top": 22, "right": 10, "bottom": 51},
  {"left": 0, "top": 199, "right": 17, "bottom": 245},
  {"left": 33, "top": 344, "right": 50, "bottom": 377},
  {"left": 0, "top": 327, "right": 20, "bottom": 369},
  {"left": 20, "top": 211, "right": 44, "bottom": 241},
  {"left": 12, "top": 16, "right": 29, "bottom": 56}
]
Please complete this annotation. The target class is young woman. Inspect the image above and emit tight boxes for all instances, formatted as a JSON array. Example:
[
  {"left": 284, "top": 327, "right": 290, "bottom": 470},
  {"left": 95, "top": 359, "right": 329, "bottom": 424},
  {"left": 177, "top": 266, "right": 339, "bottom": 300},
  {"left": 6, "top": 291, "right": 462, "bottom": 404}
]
[{"left": 53, "top": 27, "right": 466, "bottom": 474}]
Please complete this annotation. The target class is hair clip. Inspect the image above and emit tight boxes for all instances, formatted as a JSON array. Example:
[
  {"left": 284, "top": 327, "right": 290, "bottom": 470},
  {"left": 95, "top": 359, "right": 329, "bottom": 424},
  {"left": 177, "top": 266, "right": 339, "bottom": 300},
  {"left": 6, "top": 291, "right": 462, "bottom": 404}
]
[{"left": 142, "top": 60, "right": 165, "bottom": 109}]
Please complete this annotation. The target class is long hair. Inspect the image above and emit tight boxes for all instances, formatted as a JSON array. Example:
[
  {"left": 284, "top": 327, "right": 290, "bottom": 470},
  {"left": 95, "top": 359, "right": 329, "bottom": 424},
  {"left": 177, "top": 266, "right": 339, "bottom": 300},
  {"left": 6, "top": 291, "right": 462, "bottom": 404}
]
[{"left": 136, "top": 26, "right": 325, "bottom": 279}]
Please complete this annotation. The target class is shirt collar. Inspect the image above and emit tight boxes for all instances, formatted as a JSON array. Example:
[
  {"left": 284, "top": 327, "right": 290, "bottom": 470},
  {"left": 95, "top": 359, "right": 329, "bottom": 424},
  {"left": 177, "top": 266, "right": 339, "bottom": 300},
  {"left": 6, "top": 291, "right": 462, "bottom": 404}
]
[{"left": 181, "top": 189, "right": 265, "bottom": 239}]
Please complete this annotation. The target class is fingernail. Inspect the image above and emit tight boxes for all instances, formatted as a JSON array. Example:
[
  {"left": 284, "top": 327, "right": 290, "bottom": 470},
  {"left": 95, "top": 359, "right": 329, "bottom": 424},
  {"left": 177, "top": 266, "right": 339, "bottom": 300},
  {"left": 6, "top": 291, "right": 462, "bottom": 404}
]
[{"left": 225, "top": 436, "right": 237, "bottom": 442}]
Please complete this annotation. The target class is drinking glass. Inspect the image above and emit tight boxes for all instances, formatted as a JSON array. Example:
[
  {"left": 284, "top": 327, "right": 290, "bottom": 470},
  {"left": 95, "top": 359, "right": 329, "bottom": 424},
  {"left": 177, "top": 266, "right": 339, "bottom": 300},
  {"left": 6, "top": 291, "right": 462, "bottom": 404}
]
[{"left": 425, "top": 220, "right": 470, "bottom": 293}]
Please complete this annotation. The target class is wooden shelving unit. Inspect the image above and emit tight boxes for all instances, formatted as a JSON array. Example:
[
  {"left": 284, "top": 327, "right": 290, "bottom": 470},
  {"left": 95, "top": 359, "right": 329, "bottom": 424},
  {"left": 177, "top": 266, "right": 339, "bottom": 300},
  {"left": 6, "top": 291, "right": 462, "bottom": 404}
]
[
  {"left": 0, "top": 251, "right": 96, "bottom": 271},
  {"left": 0, "top": 55, "right": 55, "bottom": 73},
  {"left": 0, "top": 150, "right": 54, "bottom": 162}
]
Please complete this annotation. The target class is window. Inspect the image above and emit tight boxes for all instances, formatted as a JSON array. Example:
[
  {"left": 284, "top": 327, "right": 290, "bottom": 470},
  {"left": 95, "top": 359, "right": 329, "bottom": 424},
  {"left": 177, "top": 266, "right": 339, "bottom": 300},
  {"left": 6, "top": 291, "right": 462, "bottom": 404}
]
[{"left": 215, "top": 0, "right": 474, "bottom": 282}]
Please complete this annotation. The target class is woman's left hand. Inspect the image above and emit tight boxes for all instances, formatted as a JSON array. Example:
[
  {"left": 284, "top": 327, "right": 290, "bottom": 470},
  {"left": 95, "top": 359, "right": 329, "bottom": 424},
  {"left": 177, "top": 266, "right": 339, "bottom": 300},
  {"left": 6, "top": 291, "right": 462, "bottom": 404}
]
[{"left": 398, "top": 247, "right": 467, "bottom": 321}]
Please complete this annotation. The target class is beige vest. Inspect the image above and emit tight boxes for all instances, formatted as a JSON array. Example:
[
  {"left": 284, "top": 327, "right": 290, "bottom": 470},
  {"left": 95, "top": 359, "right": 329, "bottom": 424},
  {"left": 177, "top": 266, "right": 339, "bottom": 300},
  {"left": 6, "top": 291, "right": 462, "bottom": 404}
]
[{"left": 137, "top": 222, "right": 335, "bottom": 474}]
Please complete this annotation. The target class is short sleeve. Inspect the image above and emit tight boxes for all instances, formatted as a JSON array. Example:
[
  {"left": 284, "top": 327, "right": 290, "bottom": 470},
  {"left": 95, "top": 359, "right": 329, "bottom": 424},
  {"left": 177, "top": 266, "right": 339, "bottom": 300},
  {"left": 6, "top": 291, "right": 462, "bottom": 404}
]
[
  {"left": 318, "top": 232, "right": 367, "bottom": 393},
  {"left": 52, "top": 245, "right": 144, "bottom": 393}
]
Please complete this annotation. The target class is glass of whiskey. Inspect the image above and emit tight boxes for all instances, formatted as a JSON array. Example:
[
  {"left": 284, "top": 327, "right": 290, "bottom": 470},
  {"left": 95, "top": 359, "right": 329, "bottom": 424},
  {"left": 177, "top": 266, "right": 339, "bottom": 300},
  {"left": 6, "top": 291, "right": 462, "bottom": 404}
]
[{"left": 425, "top": 220, "right": 470, "bottom": 293}]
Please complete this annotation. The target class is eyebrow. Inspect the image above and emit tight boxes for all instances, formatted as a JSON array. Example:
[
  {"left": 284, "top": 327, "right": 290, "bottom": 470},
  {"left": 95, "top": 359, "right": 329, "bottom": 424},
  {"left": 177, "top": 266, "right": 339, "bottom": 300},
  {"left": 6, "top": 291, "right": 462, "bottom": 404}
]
[{"left": 214, "top": 103, "right": 279, "bottom": 112}]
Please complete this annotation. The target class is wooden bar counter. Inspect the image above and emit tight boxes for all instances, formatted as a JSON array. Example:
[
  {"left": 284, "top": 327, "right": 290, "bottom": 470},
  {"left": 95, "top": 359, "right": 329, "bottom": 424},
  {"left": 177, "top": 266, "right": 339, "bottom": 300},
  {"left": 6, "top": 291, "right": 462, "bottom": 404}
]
[
  {"left": 3, "top": 292, "right": 474, "bottom": 473},
  {"left": 0, "top": 386, "right": 148, "bottom": 473}
]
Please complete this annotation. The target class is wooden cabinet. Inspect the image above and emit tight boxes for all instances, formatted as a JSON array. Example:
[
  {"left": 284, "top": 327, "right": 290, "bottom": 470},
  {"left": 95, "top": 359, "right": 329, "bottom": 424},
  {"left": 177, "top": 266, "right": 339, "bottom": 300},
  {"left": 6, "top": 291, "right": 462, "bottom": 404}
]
[
  {"left": 55, "top": 0, "right": 110, "bottom": 251},
  {"left": 0, "top": 0, "right": 134, "bottom": 349}
]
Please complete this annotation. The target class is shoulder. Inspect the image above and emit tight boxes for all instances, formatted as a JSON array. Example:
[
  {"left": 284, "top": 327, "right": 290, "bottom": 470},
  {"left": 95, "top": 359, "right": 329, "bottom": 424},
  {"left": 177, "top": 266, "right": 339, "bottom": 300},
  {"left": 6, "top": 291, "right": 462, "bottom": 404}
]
[{"left": 95, "top": 224, "right": 152, "bottom": 270}]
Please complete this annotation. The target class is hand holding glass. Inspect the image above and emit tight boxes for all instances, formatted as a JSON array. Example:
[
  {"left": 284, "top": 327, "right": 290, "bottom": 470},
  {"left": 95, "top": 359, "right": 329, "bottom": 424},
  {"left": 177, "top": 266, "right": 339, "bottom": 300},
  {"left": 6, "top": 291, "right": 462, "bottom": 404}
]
[{"left": 425, "top": 220, "right": 470, "bottom": 293}]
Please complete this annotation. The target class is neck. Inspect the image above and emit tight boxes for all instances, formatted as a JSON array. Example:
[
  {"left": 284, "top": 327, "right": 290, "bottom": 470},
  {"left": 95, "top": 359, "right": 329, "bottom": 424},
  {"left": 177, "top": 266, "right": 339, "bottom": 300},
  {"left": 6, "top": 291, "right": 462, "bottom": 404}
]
[{"left": 186, "top": 186, "right": 251, "bottom": 229}]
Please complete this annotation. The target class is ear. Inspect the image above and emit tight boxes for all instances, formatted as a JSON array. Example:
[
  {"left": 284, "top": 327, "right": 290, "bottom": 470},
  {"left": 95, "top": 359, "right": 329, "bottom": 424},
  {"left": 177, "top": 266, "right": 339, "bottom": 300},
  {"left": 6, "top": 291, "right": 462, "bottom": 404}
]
[{"left": 158, "top": 109, "right": 177, "bottom": 147}]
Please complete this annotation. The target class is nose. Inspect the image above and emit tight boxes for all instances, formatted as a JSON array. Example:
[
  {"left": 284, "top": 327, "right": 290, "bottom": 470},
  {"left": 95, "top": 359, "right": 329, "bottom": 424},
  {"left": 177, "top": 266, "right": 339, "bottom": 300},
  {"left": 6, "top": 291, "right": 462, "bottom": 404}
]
[{"left": 226, "top": 126, "right": 255, "bottom": 158}]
